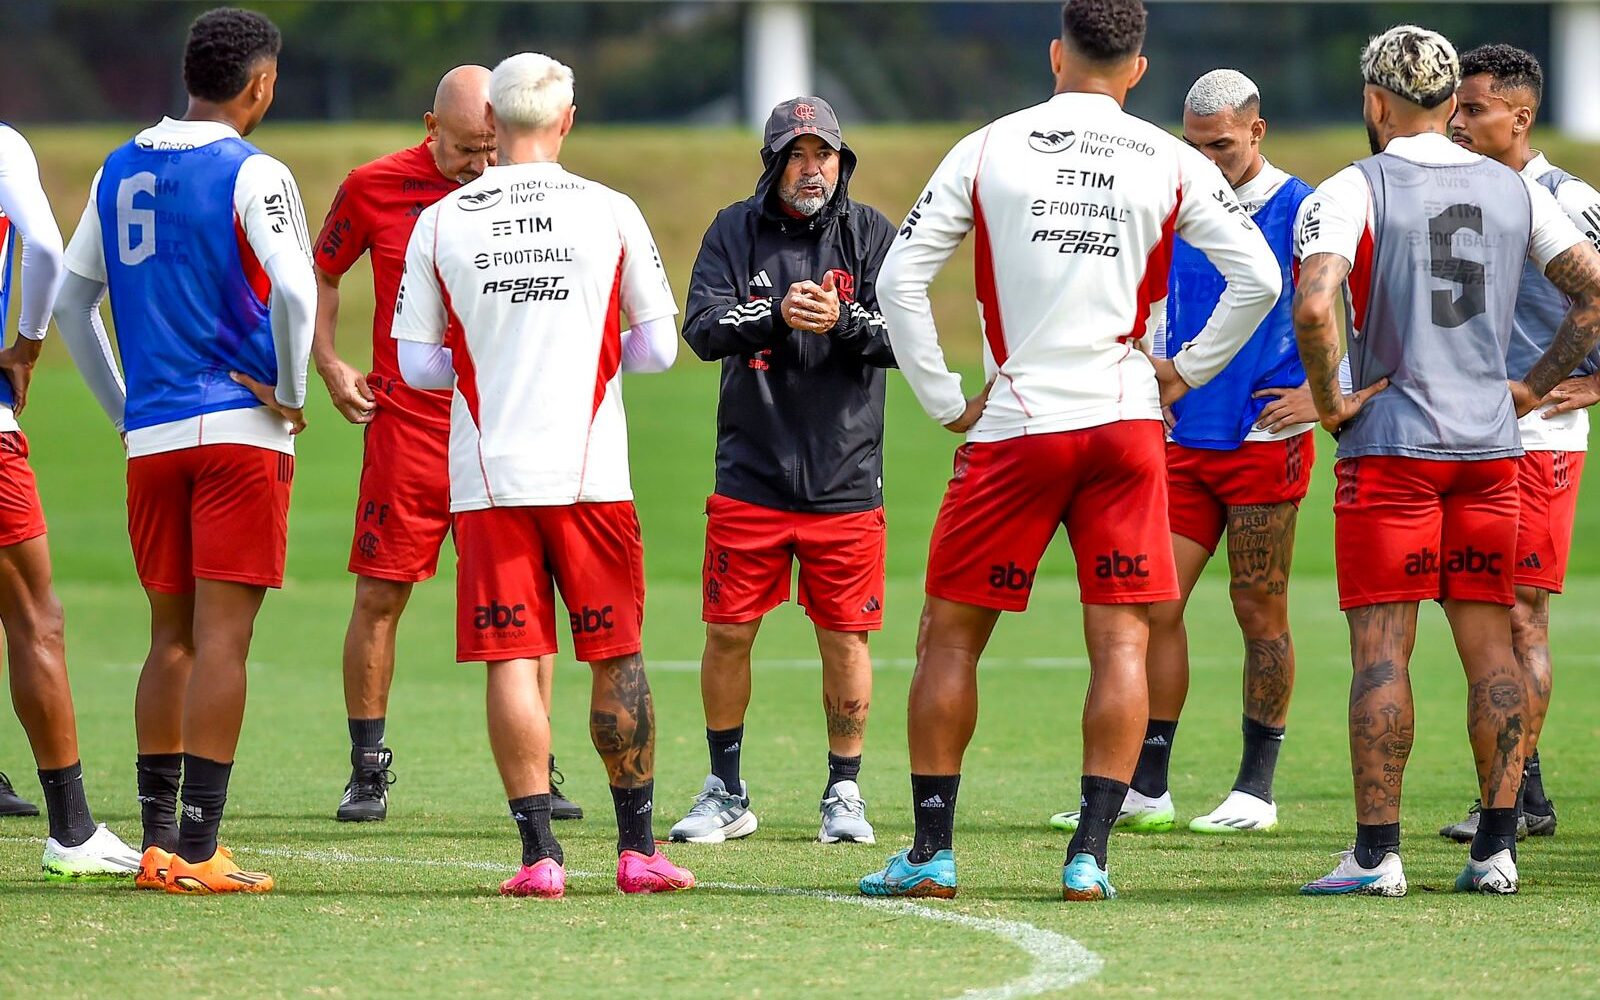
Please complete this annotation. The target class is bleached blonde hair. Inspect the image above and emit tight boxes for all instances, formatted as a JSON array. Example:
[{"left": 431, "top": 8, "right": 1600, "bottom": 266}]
[
  {"left": 490, "top": 52, "right": 574, "bottom": 131},
  {"left": 1360, "top": 25, "right": 1459, "bottom": 109},
  {"left": 1185, "top": 69, "right": 1260, "bottom": 118}
]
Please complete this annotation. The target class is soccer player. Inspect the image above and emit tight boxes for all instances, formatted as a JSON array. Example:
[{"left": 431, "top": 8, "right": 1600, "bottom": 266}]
[
  {"left": 1295, "top": 25, "right": 1600, "bottom": 897},
  {"left": 861, "top": 0, "right": 1281, "bottom": 901},
  {"left": 391, "top": 52, "right": 693, "bottom": 900},
  {"left": 671, "top": 96, "right": 895, "bottom": 847},
  {"left": 1440, "top": 44, "right": 1600, "bottom": 844},
  {"left": 0, "top": 124, "right": 142, "bottom": 877},
  {"left": 54, "top": 7, "right": 314, "bottom": 894},
  {"left": 1048, "top": 70, "right": 1355, "bottom": 836},
  {"left": 313, "top": 65, "right": 580, "bottom": 824}
]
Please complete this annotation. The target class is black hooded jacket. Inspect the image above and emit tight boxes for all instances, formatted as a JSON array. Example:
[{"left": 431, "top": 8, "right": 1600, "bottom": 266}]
[{"left": 681, "top": 139, "right": 897, "bottom": 514}]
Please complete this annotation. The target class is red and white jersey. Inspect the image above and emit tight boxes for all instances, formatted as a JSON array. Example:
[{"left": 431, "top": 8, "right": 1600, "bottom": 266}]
[
  {"left": 878, "top": 91, "right": 1281, "bottom": 442},
  {"left": 392, "top": 161, "right": 677, "bottom": 511}
]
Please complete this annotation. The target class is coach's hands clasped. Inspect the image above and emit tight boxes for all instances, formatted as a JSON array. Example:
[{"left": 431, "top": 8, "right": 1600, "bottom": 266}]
[
  {"left": 780, "top": 272, "right": 841, "bottom": 333},
  {"left": 231, "top": 371, "right": 307, "bottom": 435}
]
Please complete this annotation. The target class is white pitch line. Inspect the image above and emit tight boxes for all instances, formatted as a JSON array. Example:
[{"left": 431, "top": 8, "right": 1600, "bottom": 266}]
[{"left": 241, "top": 844, "right": 1103, "bottom": 997}]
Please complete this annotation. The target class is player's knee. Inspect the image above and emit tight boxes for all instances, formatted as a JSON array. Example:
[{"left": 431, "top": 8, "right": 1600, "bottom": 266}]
[
  {"left": 1510, "top": 588, "right": 1548, "bottom": 639},
  {"left": 704, "top": 621, "right": 759, "bottom": 659},
  {"left": 353, "top": 577, "right": 411, "bottom": 624},
  {"left": 1230, "top": 586, "right": 1288, "bottom": 639}
]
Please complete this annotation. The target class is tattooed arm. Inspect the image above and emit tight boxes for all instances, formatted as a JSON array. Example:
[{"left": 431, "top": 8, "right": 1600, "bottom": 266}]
[
  {"left": 1291, "top": 253, "right": 1388, "bottom": 432},
  {"left": 1515, "top": 241, "right": 1600, "bottom": 414}
]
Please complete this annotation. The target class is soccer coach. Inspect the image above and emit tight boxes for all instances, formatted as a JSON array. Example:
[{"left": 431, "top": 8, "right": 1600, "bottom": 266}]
[{"left": 672, "top": 97, "right": 897, "bottom": 846}]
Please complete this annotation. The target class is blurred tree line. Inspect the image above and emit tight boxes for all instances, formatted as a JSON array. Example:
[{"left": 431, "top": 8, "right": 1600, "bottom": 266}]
[{"left": 0, "top": 0, "right": 1556, "bottom": 126}]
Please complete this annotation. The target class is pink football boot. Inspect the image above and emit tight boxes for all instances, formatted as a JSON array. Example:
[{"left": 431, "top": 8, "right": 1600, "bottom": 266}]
[
  {"left": 616, "top": 849, "right": 695, "bottom": 894},
  {"left": 500, "top": 857, "right": 566, "bottom": 898}
]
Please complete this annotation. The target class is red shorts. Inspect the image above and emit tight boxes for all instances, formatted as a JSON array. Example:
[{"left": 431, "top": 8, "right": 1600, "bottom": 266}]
[
  {"left": 453, "top": 502, "right": 645, "bottom": 663},
  {"left": 702, "top": 494, "right": 886, "bottom": 631},
  {"left": 0, "top": 432, "right": 47, "bottom": 548},
  {"left": 1514, "top": 451, "right": 1586, "bottom": 593},
  {"left": 925, "top": 421, "right": 1179, "bottom": 611},
  {"left": 347, "top": 387, "right": 453, "bottom": 583},
  {"left": 1334, "top": 456, "right": 1517, "bottom": 610},
  {"left": 1166, "top": 434, "right": 1315, "bottom": 552},
  {"left": 126, "top": 444, "right": 294, "bottom": 594}
]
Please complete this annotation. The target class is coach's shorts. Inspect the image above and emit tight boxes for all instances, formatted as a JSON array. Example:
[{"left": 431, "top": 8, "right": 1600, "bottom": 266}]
[
  {"left": 127, "top": 444, "right": 294, "bottom": 594},
  {"left": 0, "top": 432, "right": 47, "bottom": 548},
  {"left": 1167, "top": 434, "right": 1315, "bottom": 552},
  {"left": 453, "top": 502, "right": 645, "bottom": 663},
  {"left": 925, "top": 420, "right": 1178, "bottom": 611},
  {"left": 702, "top": 494, "right": 886, "bottom": 631},
  {"left": 1514, "top": 450, "right": 1586, "bottom": 593},
  {"left": 347, "top": 386, "right": 453, "bottom": 583},
  {"left": 1333, "top": 455, "right": 1517, "bottom": 610}
]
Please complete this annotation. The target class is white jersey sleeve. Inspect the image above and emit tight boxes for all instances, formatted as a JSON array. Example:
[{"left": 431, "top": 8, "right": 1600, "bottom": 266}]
[
  {"left": 235, "top": 155, "right": 312, "bottom": 268},
  {"left": 1552, "top": 175, "right": 1600, "bottom": 248},
  {"left": 0, "top": 126, "right": 65, "bottom": 340},
  {"left": 1167, "top": 145, "right": 1282, "bottom": 388},
  {"left": 392, "top": 205, "right": 446, "bottom": 345},
  {"left": 63, "top": 169, "right": 106, "bottom": 283},
  {"left": 612, "top": 192, "right": 677, "bottom": 326},
  {"left": 877, "top": 129, "right": 987, "bottom": 425},
  {"left": 1524, "top": 177, "right": 1586, "bottom": 271},
  {"left": 1296, "top": 165, "right": 1370, "bottom": 266}
]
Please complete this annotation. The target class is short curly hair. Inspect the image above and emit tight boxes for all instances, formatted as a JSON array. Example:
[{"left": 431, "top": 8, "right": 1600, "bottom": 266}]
[
  {"left": 184, "top": 7, "right": 282, "bottom": 103},
  {"left": 1360, "top": 25, "right": 1459, "bottom": 109},
  {"left": 1460, "top": 43, "right": 1544, "bottom": 108},
  {"left": 1061, "top": 0, "right": 1147, "bottom": 63}
]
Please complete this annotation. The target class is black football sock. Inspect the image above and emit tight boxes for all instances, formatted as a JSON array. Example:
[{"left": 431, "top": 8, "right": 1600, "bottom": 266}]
[
  {"left": 707, "top": 725, "right": 743, "bottom": 794},
  {"left": 1129, "top": 719, "right": 1178, "bottom": 798},
  {"left": 135, "top": 752, "right": 182, "bottom": 852},
  {"left": 37, "top": 762, "right": 96, "bottom": 848},
  {"left": 825, "top": 752, "right": 862, "bottom": 799},
  {"left": 1066, "top": 774, "right": 1128, "bottom": 868},
  {"left": 1353, "top": 822, "right": 1401, "bottom": 869},
  {"left": 1522, "top": 751, "right": 1552, "bottom": 815},
  {"left": 1471, "top": 807, "right": 1519, "bottom": 862},
  {"left": 509, "top": 794, "right": 562, "bottom": 866},
  {"left": 610, "top": 782, "right": 656, "bottom": 857},
  {"left": 1232, "top": 716, "right": 1285, "bottom": 803},
  {"left": 908, "top": 774, "right": 960, "bottom": 864},
  {"left": 175, "top": 754, "right": 232, "bottom": 864},
  {"left": 348, "top": 717, "right": 385, "bottom": 750}
]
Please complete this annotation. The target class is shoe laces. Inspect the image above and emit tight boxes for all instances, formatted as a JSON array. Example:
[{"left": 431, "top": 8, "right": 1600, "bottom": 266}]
[
  {"left": 1465, "top": 799, "right": 1483, "bottom": 817},
  {"left": 550, "top": 765, "right": 567, "bottom": 788},
  {"left": 0, "top": 771, "right": 13, "bottom": 794},
  {"left": 822, "top": 790, "right": 866, "bottom": 820},
  {"left": 347, "top": 750, "right": 397, "bottom": 802},
  {"left": 686, "top": 786, "right": 736, "bottom": 817}
]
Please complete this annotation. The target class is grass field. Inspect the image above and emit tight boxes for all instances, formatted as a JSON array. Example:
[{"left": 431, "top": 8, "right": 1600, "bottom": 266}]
[{"left": 0, "top": 124, "right": 1598, "bottom": 997}]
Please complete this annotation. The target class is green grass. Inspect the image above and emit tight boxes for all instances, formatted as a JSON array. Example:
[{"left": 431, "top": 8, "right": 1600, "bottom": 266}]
[{"left": 0, "top": 125, "right": 1598, "bottom": 997}]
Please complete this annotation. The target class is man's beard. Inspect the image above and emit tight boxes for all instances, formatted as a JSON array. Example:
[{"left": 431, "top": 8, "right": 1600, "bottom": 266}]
[
  {"left": 1366, "top": 118, "right": 1383, "bottom": 156},
  {"left": 780, "top": 174, "right": 836, "bottom": 216}
]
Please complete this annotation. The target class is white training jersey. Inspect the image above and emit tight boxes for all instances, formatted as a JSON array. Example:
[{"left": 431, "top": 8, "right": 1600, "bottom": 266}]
[
  {"left": 878, "top": 91, "right": 1281, "bottom": 442},
  {"left": 1517, "top": 152, "right": 1600, "bottom": 452},
  {"left": 62, "top": 117, "right": 312, "bottom": 458},
  {"left": 392, "top": 161, "right": 677, "bottom": 511},
  {"left": 0, "top": 124, "right": 67, "bottom": 433}
]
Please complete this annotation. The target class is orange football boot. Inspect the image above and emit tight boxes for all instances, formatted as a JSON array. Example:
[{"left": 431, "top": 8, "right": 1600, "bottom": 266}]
[
  {"left": 135, "top": 846, "right": 173, "bottom": 890},
  {"left": 164, "top": 846, "right": 275, "bottom": 894}
]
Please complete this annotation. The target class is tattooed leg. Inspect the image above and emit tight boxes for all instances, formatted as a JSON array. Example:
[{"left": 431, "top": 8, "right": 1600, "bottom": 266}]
[
  {"left": 485, "top": 657, "right": 552, "bottom": 799},
  {"left": 1226, "top": 503, "right": 1298, "bottom": 728},
  {"left": 1510, "top": 587, "right": 1553, "bottom": 761},
  {"left": 589, "top": 653, "right": 655, "bottom": 788},
  {"left": 1346, "top": 602, "right": 1418, "bottom": 826},
  {"left": 817, "top": 626, "right": 871, "bottom": 757},
  {"left": 1444, "top": 600, "right": 1527, "bottom": 810},
  {"left": 1147, "top": 535, "right": 1211, "bottom": 723},
  {"left": 907, "top": 597, "right": 1000, "bottom": 775},
  {"left": 1082, "top": 603, "right": 1152, "bottom": 783}
]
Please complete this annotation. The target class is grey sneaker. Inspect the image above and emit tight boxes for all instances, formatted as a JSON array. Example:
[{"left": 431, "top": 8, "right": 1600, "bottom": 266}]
[
  {"left": 819, "top": 780, "right": 875, "bottom": 844},
  {"left": 1524, "top": 802, "right": 1557, "bottom": 837},
  {"left": 1438, "top": 800, "right": 1528, "bottom": 843},
  {"left": 669, "top": 775, "right": 757, "bottom": 844}
]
